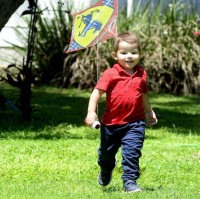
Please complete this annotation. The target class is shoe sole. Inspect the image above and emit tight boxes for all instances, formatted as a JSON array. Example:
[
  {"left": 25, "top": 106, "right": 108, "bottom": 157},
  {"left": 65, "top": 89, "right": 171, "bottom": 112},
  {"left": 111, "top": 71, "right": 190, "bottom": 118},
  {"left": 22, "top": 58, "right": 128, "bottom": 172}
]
[{"left": 123, "top": 189, "right": 142, "bottom": 193}]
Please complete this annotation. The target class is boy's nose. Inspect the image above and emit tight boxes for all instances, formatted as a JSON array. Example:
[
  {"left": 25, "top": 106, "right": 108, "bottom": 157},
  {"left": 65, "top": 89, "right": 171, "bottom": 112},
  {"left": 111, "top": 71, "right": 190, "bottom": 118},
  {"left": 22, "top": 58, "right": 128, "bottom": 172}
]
[
  {"left": 126, "top": 53, "right": 133, "bottom": 58},
  {"left": 127, "top": 52, "right": 133, "bottom": 57}
]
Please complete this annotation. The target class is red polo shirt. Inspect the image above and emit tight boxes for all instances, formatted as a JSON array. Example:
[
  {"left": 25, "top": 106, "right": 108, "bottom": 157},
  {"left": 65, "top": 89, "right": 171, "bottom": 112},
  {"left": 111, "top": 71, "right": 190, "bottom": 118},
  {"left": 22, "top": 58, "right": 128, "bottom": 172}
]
[{"left": 95, "top": 64, "right": 148, "bottom": 125}]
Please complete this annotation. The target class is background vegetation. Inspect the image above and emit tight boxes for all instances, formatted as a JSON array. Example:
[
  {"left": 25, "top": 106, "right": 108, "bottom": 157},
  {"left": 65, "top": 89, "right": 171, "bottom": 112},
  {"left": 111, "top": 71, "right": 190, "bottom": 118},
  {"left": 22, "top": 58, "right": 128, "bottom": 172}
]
[{"left": 0, "top": 0, "right": 199, "bottom": 95}]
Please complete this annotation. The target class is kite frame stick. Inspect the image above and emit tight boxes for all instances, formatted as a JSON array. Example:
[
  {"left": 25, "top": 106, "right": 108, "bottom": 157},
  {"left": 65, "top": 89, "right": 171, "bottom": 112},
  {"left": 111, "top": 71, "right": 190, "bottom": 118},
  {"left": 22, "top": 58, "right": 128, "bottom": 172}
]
[{"left": 95, "top": 40, "right": 100, "bottom": 115}]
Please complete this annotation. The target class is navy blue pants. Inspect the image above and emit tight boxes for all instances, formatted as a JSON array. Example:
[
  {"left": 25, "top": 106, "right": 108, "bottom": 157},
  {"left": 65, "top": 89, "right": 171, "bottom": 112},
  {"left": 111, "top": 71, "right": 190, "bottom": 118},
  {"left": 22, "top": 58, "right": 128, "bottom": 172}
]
[{"left": 98, "top": 120, "right": 145, "bottom": 183}]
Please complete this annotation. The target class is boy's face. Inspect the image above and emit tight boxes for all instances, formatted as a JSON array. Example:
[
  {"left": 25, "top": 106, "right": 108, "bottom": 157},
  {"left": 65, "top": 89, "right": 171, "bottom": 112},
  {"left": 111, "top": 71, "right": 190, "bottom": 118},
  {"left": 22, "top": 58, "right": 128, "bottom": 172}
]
[{"left": 112, "top": 41, "right": 140, "bottom": 72}]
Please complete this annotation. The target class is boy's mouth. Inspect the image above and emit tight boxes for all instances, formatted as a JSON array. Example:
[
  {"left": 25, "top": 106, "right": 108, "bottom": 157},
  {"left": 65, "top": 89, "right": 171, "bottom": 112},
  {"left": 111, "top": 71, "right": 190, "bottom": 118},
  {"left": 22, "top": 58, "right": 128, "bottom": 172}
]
[{"left": 126, "top": 60, "right": 134, "bottom": 64}]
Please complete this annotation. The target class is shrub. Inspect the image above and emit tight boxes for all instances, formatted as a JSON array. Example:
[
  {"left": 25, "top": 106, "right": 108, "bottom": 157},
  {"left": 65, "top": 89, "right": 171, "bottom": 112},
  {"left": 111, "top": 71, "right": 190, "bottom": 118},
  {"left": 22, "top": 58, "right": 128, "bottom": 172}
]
[{"left": 2, "top": 0, "right": 200, "bottom": 95}]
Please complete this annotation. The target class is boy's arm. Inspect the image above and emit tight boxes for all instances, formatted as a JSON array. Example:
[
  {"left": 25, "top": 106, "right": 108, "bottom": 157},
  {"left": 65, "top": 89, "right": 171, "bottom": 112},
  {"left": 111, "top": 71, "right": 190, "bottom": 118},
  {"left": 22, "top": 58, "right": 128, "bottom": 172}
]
[
  {"left": 84, "top": 88, "right": 104, "bottom": 126},
  {"left": 142, "top": 93, "right": 158, "bottom": 126}
]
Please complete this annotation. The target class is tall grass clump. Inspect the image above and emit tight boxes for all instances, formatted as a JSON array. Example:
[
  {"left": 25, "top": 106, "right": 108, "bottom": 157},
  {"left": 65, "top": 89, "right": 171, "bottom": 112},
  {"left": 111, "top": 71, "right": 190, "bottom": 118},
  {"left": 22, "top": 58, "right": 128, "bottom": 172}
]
[
  {"left": 2, "top": 0, "right": 200, "bottom": 94},
  {"left": 33, "top": 4, "right": 72, "bottom": 84}
]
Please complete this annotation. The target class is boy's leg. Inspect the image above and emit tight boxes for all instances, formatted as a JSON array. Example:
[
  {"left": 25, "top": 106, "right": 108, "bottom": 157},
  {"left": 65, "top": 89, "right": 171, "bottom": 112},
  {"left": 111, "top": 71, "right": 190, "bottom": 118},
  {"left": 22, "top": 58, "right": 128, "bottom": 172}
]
[
  {"left": 98, "top": 124, "right": 120, "bottom": 185},
  {"left": 121, "top": 121, "right": 145, "bottom": 187}
]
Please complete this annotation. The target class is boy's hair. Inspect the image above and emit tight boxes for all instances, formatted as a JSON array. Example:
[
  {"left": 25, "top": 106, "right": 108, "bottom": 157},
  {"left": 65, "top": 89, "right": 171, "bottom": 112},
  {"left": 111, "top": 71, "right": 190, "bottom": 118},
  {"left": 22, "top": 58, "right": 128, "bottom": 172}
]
[{"left": 113, "top": 32, "right": 141, "bottom": 52}]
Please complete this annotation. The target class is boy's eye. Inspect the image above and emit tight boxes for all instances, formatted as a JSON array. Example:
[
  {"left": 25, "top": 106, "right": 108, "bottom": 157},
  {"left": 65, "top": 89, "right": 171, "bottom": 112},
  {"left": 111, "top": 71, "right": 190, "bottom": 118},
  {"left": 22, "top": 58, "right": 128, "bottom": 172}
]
[{"left": 131, "top": 51, "right": 138, "bottom": 54}]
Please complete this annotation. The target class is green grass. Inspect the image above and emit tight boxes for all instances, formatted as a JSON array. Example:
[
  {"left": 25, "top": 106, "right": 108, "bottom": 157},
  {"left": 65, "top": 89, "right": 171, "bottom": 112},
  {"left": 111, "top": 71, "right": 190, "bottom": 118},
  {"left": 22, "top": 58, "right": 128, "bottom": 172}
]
[{"left": 0, "top": 86, "right": 200, "bottom": 199}]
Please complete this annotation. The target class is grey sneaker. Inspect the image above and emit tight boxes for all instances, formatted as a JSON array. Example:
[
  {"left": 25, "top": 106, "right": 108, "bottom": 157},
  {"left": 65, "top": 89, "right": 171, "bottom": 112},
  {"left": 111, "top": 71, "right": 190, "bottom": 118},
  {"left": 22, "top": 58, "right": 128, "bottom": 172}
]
[
  {"left": 123, "top": 180, "right": 142, "bottom": 193},
  {"left": 98, "top": 171, "right": 113, "bottom": 186}
]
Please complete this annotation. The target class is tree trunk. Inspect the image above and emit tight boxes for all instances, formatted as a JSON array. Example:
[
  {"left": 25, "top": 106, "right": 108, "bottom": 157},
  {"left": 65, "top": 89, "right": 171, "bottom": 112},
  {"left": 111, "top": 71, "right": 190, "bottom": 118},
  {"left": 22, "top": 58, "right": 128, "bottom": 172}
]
[
  {"left": 0, "top": 0, "right": 25, "bottom": 32},
  {"left": 20, "top": 68, "right": 32, "bottom": 121}
]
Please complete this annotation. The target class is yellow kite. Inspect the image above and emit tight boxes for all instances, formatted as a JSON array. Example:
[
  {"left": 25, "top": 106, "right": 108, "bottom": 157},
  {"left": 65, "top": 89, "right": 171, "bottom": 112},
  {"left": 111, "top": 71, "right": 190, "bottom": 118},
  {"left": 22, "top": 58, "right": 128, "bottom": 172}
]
[{"left": 66, "top": 0, "right": 118, "bottom": 53}]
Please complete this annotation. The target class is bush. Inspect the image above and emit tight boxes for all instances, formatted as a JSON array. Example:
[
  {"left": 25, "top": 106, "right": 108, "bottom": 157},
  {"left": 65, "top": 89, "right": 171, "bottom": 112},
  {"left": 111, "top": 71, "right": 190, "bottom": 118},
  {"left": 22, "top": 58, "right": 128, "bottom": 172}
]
[{"left": 3, "top": 0, "right": 200, "bottom": 95}]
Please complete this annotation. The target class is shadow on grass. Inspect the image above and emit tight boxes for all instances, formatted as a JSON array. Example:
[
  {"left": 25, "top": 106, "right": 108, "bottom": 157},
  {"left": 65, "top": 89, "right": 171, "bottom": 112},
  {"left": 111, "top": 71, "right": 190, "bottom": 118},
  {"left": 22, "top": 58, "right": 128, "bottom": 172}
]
[
  {"left": 152, "top": 99, "right": 200, "bottom": 135},
  {"left": 0, "top": 93, "right": 88, "bottom": 127},
  {"left": 142, "top": 186, "right": 163, "bottom": 192},
  {"left": 101, "top": 185, "right": 122, "bottom": 193},
  {"left": 100, "top": 185, "right": 163, "bottom": 193},
  {"left": 0, "top": 87, "right": 199, "bottom": 139},
  {"left": 0, "top": 88, "right": 105, "bottom": 140}
]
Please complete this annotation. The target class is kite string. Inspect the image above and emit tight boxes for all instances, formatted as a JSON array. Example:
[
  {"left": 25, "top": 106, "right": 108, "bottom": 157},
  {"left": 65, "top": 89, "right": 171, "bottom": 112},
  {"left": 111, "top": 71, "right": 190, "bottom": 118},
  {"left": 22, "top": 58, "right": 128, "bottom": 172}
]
[{"left": 96, "top": 37, "right": 100, "bottom": 115}]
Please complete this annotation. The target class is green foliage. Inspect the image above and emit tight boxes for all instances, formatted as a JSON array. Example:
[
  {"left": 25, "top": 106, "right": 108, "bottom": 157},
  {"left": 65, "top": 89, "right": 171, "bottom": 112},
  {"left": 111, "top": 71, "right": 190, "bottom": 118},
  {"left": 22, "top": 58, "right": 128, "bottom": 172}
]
[
  {"left": 0, "top": 86, "right": 199, "bottom": 198},
  {"left": 4, "top": 3, "right": 73, "bottom": 85},
  {"left": 3, "top": 0, "right": 200, "bottom": 94},
  {"left": 64, "top": 43, "right": 113, "bottom": 89},
  {"left": 33, "top": 4, "right": 72, "bottom": 84}
]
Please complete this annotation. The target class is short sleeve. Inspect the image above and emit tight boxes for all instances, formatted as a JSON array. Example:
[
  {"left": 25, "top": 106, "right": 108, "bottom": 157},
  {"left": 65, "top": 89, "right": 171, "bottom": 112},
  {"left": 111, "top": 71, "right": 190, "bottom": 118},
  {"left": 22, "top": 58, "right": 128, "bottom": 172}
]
[{"left": 95, "top": 69, "right": 112, "bottom": 92}]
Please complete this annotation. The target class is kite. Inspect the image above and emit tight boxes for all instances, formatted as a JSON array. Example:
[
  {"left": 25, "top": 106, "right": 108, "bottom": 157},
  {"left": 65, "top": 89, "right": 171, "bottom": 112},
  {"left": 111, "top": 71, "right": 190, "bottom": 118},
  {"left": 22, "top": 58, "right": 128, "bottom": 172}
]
[{"left": 66, "top": 0, "right": 118, "bottom": 53}]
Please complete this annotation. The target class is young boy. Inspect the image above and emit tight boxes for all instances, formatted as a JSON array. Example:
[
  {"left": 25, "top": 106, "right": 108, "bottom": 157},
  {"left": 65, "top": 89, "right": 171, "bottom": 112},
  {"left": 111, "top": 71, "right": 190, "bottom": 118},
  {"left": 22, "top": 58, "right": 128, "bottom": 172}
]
[{"left": 85, "top": 32, "right": 157, "bottom": 193}]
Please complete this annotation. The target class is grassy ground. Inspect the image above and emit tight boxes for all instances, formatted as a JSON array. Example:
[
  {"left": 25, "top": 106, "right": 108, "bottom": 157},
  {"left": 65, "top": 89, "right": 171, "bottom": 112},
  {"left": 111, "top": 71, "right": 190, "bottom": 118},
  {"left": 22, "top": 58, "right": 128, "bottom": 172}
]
[{"left": 0, "top": 86, "right": 199, "bottom": 199}]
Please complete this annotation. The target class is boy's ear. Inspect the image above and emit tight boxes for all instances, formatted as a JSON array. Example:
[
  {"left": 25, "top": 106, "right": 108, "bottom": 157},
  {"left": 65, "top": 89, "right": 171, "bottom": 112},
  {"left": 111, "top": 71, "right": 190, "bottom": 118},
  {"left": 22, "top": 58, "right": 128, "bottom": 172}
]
[{"left": 112, "top": 52, "right": 117, "bottom": 60}]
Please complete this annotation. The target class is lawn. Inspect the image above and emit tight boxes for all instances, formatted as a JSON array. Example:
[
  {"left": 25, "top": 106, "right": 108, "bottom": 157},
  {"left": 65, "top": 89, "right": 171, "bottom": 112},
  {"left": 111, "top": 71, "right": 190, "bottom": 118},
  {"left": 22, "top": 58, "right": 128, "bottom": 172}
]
[{"left": 0, "top": 86, "right": 199, "bottom": 199}]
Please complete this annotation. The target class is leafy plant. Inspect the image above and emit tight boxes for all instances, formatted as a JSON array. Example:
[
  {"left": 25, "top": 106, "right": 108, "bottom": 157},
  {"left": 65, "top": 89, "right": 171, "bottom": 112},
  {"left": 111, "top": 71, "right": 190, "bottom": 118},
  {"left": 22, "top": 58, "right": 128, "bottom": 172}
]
[
  {"left": 33, "top": 3, "right": 73, "bottom": 84},
  {"left": 3, "top": 2, "right": 73, "bottom": 86},
  {"left": 2, "top": 0, "right": 200, "bottom": 95},
  {"left": 142, "top": 1, "right": 200, "bottom": 94},
  {"left": 64, "top": 42, "right": 113, "bottom": 89}
]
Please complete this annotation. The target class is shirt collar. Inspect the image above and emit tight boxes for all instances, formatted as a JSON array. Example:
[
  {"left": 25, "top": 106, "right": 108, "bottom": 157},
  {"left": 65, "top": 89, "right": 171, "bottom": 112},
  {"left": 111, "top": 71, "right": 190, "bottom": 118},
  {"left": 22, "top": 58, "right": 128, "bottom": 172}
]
[{"left": 113, "top": 64, "right": 142, "bottom": 76}]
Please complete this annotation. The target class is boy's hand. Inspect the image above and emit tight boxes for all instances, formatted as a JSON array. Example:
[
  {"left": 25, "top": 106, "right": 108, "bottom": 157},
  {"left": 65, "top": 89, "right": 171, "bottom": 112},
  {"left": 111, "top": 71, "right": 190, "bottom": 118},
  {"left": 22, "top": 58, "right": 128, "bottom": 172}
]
[
  {"left": 145, "top": 110, "right": 158, "bottom": 126},
  {"left": 84, "top": 111, "right": 98, "bottom": 127}
]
